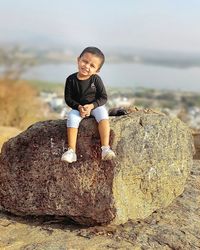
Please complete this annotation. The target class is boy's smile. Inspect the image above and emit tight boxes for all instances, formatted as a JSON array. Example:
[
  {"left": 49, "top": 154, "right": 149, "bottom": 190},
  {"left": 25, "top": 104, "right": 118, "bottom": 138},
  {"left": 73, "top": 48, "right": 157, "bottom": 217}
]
[{"left": 77, "top": 52, "right": 102, "bottom": 80}]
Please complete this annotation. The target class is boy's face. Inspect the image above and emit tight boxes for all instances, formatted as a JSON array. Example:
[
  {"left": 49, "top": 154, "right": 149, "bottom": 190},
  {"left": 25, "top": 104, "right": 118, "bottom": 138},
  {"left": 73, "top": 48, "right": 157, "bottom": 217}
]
[{"left": 77, "top": 52, "right": 102, "bottom": 79}]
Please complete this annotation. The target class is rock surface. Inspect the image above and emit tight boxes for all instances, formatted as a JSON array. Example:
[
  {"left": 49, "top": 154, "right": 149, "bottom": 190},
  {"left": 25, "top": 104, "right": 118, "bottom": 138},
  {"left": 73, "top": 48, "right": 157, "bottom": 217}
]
[
  {"left": 193, "top": 132, "right": 200, "bottom": 159},
  {"left": 0, "top": 160, "right": 199, "bottom": 250},
  {"left": 0, "top": 111, "right": 194, "bottom": 226}
]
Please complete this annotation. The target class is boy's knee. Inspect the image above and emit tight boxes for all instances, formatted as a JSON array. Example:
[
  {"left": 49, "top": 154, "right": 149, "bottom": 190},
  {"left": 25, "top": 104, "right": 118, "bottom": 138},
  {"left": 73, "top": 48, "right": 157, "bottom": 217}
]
[
  {"left": 67, "top": 116, "right": 81, "bottom": 128},
  {"left": 98, "top": 118, "right": 109, "bottom": 123},
  {"left": 66, "top": 120, "right": 80, "bottom": 128},
  {"left": 67, "top": 110, "right": 82, "bottom": 128},
  {"left": 92, "top": 106, "right": 109, "bottom": 123}
]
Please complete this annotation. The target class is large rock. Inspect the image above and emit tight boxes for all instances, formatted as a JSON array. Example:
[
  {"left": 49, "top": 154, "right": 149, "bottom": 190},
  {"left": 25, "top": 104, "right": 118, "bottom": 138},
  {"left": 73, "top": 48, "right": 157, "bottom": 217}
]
[
  {"left": 192, "top": 132, "right": 200, "bottom": 159},
  {"left": 0, "top": 111, "right": 194, "bottom": 226}
]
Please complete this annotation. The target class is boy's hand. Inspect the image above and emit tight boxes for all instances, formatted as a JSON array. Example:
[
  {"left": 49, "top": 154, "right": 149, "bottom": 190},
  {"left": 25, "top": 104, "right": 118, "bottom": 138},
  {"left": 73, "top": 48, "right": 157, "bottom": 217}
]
[
  {"left": 78, "top": 105, "right": 87, "bottom": 118},
  {"left": 78, "top": 104, "right": 94, "bottom": 117},
  {"left": 83, "top": 104, "right": 94, "bottom": 116}
]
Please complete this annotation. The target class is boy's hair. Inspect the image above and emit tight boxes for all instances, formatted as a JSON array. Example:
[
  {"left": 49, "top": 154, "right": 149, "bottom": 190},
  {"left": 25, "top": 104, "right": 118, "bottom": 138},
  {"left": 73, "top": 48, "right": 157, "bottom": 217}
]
[{"left": 79, "top": 47, "right": 105, "bottom": 69}]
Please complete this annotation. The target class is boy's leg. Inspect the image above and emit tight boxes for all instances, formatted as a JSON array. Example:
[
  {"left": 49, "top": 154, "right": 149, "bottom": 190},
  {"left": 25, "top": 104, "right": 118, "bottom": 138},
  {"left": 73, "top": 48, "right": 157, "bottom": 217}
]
[
  {"left": 92, "top": 106, "right": 116, "bottom": 160},
  {"left": 98, "top": 119, "right": 110, "bottom": 147},
  {"left": 61, "top": 109, "right": 82, "bottom": 163},
  {"left": 66, "top": 109, "right": 82, "bottom": 151},
  {"left": 67, "top": 127, "right": 78, "bottom": 151}
]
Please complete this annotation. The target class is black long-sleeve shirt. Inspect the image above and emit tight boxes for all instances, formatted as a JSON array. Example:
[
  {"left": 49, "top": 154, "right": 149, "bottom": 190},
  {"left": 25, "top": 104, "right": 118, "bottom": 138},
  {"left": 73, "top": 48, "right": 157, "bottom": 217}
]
[{"left": 64, "top": 73, "right": 107, "bottom": 110}]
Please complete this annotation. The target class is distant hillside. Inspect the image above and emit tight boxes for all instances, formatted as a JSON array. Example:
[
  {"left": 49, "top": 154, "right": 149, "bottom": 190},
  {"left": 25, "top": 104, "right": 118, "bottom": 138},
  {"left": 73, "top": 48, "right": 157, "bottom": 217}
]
[
  {"left": 28, "top": 80, "right": 64, "bottom": 95},
  {"left": 1, "top": 45, "right": 200, "bottom": 69}
]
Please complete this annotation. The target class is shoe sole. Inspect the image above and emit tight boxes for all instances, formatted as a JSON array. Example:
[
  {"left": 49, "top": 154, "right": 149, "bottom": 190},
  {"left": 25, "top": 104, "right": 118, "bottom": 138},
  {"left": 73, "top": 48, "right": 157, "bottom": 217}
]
[
  {"left": 102, "top": 152, "right": 116, "bottom": 161},
  {"left": 61, "top": 156, "right": 77, "bottom": 163}
]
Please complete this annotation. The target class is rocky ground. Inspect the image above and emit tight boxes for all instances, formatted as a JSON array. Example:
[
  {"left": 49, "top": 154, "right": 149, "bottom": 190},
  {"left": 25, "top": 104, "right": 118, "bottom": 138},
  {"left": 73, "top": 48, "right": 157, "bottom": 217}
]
[{"left": 0, "top": 160, "right": 200, "bottom": 250}]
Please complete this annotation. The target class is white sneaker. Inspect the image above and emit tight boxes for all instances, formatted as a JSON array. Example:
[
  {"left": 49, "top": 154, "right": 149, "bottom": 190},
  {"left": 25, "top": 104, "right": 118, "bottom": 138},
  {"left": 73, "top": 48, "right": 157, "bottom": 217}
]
[
  {"left": 61, "top": 148, "right": 77, "bottom": 163},
  {"left": 101, "top": 146, "right": 116, "bottom": 161}
]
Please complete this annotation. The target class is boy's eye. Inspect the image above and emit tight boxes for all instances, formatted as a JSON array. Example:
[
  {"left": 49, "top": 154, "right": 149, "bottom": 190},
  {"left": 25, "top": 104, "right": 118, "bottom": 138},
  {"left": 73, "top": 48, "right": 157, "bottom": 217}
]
[{"left": 91, "top": 64, "right": 95, "bottom": 68}]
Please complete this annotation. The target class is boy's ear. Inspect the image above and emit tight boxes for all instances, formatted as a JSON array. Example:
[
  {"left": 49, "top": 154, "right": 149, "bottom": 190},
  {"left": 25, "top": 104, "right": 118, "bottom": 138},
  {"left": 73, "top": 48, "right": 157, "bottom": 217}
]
[{"left": 77, "top": 56, "right": 80, "bottom": 62}]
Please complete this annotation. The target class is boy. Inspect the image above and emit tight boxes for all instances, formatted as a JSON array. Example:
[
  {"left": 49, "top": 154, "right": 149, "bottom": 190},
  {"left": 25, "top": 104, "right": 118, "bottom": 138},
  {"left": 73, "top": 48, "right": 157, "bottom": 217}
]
[{"left": 61, "top": 46, "right": 116, "bottom": 163}]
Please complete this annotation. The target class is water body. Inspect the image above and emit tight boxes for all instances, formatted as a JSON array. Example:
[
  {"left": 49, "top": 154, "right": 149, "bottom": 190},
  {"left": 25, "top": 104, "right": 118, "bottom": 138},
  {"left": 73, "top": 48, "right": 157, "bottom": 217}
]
[{"left": 24, "top": 63, "right": 200, "bottom": 92}]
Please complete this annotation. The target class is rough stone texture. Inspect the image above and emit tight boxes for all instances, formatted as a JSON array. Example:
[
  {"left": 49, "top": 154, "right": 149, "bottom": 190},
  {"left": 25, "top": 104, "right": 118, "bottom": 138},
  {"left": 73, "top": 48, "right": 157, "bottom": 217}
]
[
  {"left": 193, "top": 132, "right": 200, "bottom": 159},
  {"left": 0, "top": 160, "right": 199, "bottom": 249},
  {"left": 0, "top": 111, "right": 194, "bottom": 226}
]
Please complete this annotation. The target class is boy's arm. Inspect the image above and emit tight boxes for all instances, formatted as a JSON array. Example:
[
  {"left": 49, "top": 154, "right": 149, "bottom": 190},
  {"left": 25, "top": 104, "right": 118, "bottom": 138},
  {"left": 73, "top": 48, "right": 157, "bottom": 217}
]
[
  {"left": 92, "top": 76, "right": 107, "bottom": 109},
  {"left": 64, "top": 78, "right": 80, "bottom": 110}
]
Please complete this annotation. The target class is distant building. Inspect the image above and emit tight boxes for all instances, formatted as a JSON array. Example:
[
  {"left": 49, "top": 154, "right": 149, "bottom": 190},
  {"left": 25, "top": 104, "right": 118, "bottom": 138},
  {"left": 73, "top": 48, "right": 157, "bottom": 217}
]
[{"left": 40, "top": 91, "right": 65, "bottom": 112}]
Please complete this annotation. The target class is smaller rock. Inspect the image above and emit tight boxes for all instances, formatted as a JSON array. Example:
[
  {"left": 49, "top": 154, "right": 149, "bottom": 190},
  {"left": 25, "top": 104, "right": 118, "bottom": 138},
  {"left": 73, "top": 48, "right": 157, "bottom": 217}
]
[{"left": 193, "top": 132, "right": 200, "bottom": 159}]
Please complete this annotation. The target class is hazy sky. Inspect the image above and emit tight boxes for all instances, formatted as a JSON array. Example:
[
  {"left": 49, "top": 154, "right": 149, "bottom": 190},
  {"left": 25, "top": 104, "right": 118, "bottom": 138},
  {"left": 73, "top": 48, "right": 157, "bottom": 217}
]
[{"left": 0, "top": 0, "right": 200, "bottom": 52}]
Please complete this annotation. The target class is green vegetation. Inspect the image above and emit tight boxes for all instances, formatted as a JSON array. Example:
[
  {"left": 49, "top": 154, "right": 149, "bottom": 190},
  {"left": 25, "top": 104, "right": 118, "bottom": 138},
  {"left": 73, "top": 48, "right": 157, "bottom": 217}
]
[
  {"left": 28, "top": 80, "right": 64, "bottom": 94},
  {"left": 109, "top": 87, "right": 200, "bottom": 110},
  {"left": 181, "top": 95, "right": 200, "bottom": 108}
]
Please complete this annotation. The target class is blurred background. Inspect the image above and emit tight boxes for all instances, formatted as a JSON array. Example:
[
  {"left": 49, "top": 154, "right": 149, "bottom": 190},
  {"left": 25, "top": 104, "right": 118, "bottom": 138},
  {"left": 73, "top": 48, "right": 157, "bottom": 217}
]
[{"left": 1, "top": 0, "right": 200, "bottom": 149}]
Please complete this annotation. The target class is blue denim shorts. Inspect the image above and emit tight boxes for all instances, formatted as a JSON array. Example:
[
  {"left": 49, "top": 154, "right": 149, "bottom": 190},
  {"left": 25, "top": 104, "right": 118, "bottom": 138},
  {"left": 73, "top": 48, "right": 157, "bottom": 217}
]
[{"left": 67, "top": 105, "right": 109, "bottom": 128}]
